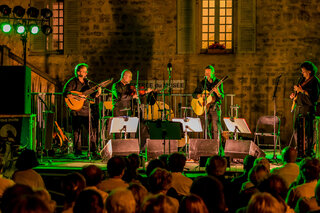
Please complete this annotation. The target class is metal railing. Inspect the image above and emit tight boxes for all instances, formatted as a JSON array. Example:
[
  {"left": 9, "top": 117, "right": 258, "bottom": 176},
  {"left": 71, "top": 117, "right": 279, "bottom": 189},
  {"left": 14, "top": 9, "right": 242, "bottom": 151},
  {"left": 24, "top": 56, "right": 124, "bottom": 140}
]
[{"left": 31, "top": 92, "right": 236, "bottom": 151}]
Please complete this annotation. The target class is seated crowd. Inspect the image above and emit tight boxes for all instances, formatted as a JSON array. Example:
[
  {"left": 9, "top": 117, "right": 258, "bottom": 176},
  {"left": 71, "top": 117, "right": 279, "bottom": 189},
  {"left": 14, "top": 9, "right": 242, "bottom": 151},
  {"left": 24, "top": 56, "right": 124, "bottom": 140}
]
[{"left": 0, "top": 147, "right": 320, "bottom": 213}]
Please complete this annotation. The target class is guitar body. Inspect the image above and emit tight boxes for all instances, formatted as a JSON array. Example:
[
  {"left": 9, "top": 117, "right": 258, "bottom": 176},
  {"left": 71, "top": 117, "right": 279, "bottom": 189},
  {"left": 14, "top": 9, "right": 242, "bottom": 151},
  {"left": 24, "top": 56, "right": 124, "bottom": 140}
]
[
  {"left": 65, "top": 91, "right": 86, "bottom": 111},
  {"left": 65, "top": 78, "right": 113, "bottom": 111},
  {"left": 191, "top": 91, "right": 213, "bottom": 116},
  {"left": 191, "top": 76, "right": 228, "bottom": 116}
]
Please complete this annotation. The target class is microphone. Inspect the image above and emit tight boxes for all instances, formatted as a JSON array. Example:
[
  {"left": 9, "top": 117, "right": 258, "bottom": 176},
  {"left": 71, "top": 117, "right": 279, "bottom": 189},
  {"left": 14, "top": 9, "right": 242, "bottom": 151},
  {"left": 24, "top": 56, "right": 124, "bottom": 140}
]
[
  {"left": 277, "top": 74, "right": 282, "bottom": 79},
  {"left": 167, "top": 63, "right": 172, "bottom": 72}
]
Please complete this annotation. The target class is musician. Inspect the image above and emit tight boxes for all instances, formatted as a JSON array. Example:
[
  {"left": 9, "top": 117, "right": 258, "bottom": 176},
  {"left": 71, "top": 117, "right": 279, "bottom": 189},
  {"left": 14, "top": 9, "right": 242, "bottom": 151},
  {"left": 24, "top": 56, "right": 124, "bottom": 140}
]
[
  {"left": 290, "top": 61, "right": 320, "bottom": 157},
  {"left": 112, "top": 69, "right": 152, "bottom": 116},
  {"left": 193, "top": 65, "right": 224, "bottom": 141},
  {"left": 63, "top": 63, "right": 101, "bottom": 156}
]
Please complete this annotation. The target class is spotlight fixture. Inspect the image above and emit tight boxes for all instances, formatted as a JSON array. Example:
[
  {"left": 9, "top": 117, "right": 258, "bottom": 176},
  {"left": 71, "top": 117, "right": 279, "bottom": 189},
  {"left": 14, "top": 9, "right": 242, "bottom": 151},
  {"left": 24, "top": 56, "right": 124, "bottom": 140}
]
[
  {"left": 15, "top": 23, "right": 26, "bottom": 34},
  {"left": 29, "top": 24, "right": 39, "bottom": 34},
  {"left": 1, "top": 22, "right": 11, "bottom": 33},
  {"left": 27, "top": 7, "right": 39, "bottom": 18},
  {"left": 13, "top": 6, "right": 25, "bottom": 18},
  {"left": 41, "top": 25, "right": 52, "bottom": 35},
  {"left": 41, "top": 8, "right": 52, "bottom": 19},
  {"left": 0, "top": 5, "right": 11, "bottom": 16}
]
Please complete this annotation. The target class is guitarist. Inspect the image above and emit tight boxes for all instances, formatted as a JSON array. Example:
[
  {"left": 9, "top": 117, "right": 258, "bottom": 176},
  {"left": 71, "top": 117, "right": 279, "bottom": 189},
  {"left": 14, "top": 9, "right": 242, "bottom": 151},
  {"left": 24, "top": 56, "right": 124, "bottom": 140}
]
[
  {"left": 63, "top": 63, "right": 101, "bottom": 157},
  {"left": 289, "top": 61, "right": 320, "bottom": 157},
  {"left": 192, "top": 65, "right": 224, "bottom": 141}
]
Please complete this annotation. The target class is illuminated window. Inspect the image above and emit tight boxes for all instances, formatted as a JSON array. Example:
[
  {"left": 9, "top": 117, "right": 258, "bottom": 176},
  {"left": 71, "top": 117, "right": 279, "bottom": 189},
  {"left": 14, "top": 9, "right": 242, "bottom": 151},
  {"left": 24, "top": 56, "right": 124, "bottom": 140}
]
[
  {"left": 51, "top": 1, "right": 63, "bottom": 51},
  {"left": 201, "top": 0, "right": 233, "bottom": 50}
]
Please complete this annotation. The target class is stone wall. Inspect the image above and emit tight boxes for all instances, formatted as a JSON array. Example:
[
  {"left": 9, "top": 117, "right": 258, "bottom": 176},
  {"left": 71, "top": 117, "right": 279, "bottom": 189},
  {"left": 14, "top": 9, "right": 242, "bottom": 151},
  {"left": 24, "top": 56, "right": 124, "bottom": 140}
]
[{"left": 2, "top": 0, "right": 320, "bottom": 145}]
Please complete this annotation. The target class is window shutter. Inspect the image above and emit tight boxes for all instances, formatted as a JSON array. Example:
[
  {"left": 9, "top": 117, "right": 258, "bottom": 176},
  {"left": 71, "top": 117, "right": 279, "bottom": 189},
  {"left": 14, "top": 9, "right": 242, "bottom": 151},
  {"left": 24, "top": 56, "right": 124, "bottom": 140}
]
[
  {"left": 64, "top": 0, "right": 80, "bottom": 55},
  {"left": 177, "top": 0, "right": 196, "bottom": 54},
  {"left": 30, "top": 0, "right": 46, "bottom": 53},
  {"left": 237, "top": 0, "right": 256, "bottom": 53}
]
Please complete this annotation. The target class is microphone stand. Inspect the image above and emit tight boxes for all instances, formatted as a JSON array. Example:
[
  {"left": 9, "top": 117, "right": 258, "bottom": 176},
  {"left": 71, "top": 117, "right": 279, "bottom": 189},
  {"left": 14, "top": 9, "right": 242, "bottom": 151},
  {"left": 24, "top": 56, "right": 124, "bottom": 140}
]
[
  {"left": 135, "top": 71, "right": 142, "bottom": 155},
  {"left": 168, "top": 66, "right": 172, "bottom": 121},
  {"left": 272, "top": 74, "right": 281, "bottom": 160},
  {"left": 204, "top": 77, "right": 208, "bottom": 139}
]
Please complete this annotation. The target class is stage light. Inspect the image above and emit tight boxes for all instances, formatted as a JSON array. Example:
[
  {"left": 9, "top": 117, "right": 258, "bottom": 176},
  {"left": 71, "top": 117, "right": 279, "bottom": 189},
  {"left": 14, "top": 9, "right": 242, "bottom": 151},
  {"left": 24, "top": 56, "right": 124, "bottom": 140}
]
[
  {"left": 0, "top": 5, "right": 11, "bottom": 16},
  {"left": 41, "top": 8, "right": 52, "bottom": 19},
  {"left": 29, "top": 24, "right": 39, "bottom": 34},
  {"left": 13, "top": 6, "right": 25, "bottom": 18},
  {"left": 27, "top": 7, "right": 39, "bottom": 18},
  {"left": 41, "top": 25, "right": 52, "bottom": 35},
  {"left": 1, "top": 22, "right": 11, "bottom": 33},
  {"left": 15, "top": 23, "right": 26, "bottom": 34}
]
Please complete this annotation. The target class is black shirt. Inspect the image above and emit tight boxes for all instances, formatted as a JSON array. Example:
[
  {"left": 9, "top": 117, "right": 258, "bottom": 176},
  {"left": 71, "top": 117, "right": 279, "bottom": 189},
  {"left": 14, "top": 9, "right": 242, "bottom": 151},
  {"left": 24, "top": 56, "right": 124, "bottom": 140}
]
[
  {"left": 63, "top": 77, "right": 94, "bottom": 116},
  {"left": 192, "top": 77, "right": 225, "bottom": 105},
  {"left": 111, "top": 80, "right": 135, "bottom": 111}
]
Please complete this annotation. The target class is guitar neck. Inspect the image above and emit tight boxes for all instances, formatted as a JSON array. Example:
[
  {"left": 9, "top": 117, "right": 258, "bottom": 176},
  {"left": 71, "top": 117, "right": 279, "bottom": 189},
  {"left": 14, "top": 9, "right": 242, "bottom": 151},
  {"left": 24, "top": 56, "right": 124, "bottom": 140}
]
[{"left": 83, "top": 85, "right": 98, "bottom": 96}]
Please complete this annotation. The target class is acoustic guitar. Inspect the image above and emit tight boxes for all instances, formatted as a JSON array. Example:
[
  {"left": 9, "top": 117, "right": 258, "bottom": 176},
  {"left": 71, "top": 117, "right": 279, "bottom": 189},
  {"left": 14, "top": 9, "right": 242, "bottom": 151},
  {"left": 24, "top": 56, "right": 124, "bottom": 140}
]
[
  {"left": 191, "top": 76, "right": 228, "bottom": 116},
  {"left": 65, "top": 79, "right": 113, "bottom": 111}
]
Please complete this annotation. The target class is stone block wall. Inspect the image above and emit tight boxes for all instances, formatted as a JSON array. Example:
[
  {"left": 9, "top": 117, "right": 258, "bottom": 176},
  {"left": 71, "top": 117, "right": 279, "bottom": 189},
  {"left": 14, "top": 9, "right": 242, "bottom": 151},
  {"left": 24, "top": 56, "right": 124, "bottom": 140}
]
[{"left": 1, "top": 0, "right": 320, "bottom": 145}]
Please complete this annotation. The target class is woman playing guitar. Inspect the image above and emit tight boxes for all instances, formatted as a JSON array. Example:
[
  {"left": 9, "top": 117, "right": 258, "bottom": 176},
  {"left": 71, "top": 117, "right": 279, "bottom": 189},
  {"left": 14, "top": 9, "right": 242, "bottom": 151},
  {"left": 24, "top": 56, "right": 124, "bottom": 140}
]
[{"left": 289, "top": 61, "right": 320, "bottom": 157}]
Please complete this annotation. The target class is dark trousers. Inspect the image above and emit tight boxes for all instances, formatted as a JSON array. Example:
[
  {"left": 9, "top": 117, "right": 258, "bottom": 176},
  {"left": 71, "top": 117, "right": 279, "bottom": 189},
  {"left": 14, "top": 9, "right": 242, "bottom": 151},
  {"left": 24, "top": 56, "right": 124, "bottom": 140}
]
[
  {"left": 295, "top": 113, "right": 315, "bottom": 157},
  {"left": 72, "top": 115, "right": 97, "bottom": 152},
  {"left": 199, "top": 105, "right": 221, "bottom": 141}
]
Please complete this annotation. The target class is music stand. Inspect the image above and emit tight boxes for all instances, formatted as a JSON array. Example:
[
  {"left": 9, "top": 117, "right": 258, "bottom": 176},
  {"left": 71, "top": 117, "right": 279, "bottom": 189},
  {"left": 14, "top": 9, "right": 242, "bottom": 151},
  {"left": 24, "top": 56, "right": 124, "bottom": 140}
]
[
  {"left": 223, "top": 117, "right": 251, "bottom": 140},
  {"left": 172, "top": 117, "right": 203, "bottom": 158},
  {"left": 109, "top": 117, "right": 139, "bottom": 139},
  {"left": 147, "top": 120, "right": 182, "bottom": 155}
]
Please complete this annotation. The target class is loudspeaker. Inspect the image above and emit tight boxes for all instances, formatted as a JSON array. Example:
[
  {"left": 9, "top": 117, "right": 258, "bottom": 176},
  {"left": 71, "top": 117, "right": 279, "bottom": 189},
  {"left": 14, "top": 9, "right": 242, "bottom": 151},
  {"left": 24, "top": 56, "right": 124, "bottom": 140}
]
[
  {"left": 146, "top": 138, "right": 178, "bottom": 160},
  {"left": 0, "top": 114, "right": 37, "bottom": 150},
  {"left": 100, "top": 139, "right": 140, "bottom": 160},
  {"left": 189, "top": 139, "right": 219, "bottom": 161},
  {"left": 224, "top": 139, "right": 265, "bottom": 159},
  {"left": 0, "top": 66, "right": 31, "bottom": 114}
]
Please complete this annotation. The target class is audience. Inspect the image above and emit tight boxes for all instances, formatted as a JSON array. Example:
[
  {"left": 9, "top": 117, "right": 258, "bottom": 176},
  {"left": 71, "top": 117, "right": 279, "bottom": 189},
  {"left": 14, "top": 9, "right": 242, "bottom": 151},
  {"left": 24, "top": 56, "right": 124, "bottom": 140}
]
[
  {"left": 98, "top": 156, "right": 129, "bottom": 193},
  {"left": 0, "top": 157, "right": 15, "bottom": 197},
  {"left": 141, "top": 193, "right": 178, "bottom": 213},
  {"left": 73, "top": 189, "right": 104, "bottom": 213},
  {"left": 12, "top": 149, "right": 45, "bottom": 190},
  {"left": 1, "top": 184, "right": 34, "bottom": 213},
  {"left": 247, "top": 192, "right": 286, "bottom": 213},
  {"left": 123, "top": 153, "right": 142, "bottom": 183},
  {"left": 190, "top": 175, "right": 227, "bottom": 213},
  {"left": 8, "top": 150, "right": 320, "bottom": 213},
  {"left": 167, "top": 152, "right": 193, "bottom": 196},
  {"left": 271, "top": 147, "right": 299, "bottom": 188},
  {"left": 178, "top": 194, "right": 209, "bottom": 213},
  {"left": 61, "top": 172, "right": 86, "bottom": 213},
  {"left": 231, "top": 155, "right": 256, "bottom": 193},
  {"left": 128, "top": 183, "right": 148, "bottom": 213},
  {"left": 106, "top": 188, "right": 136, "bottom": 213},
  {"left": 81, "top": 164, "right": 108, "bottom": 202},
  {"left": 257, "top": 174, "right": 294, "bottom": 213},
  {"left": 253, "top": 157, "right": 271, "bottom": 172},
  {"left": 286, "top": 157, "right": 320, "bottom": 209}
]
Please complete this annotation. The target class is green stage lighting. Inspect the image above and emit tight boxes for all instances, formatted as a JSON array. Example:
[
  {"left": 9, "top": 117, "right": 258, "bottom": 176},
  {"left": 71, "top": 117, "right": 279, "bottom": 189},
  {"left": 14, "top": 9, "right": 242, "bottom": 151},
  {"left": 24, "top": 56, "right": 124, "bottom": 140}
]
[
  {"left": 15, "top": 24, "right": 25, "bottom": 34},
  {"left": 1, "top": 23, "right": 11, "bottom": 33},
  {"left": 29, "top": 24, "right": 39, "bottom": 34}
]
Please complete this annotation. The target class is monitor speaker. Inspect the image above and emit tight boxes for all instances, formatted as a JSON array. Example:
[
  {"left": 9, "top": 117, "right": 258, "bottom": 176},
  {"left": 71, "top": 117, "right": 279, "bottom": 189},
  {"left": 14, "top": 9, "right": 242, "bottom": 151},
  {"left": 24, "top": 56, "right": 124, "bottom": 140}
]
[
  {"left": 224, "top": 139, "right": 265, "bottom": 159},
  {"left": 100, "top": 139, "right": 139, "bottom": 160},
  {"left": 189, "top": 139, "right": 219, "bottom": 161}
]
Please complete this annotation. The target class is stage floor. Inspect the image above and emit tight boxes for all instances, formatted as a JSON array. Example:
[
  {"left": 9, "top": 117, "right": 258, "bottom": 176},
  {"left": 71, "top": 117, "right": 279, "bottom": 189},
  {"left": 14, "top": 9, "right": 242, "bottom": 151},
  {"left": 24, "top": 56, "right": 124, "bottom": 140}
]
[{"left": 32, "top": 148, "right": 283, "bottom": 177}]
